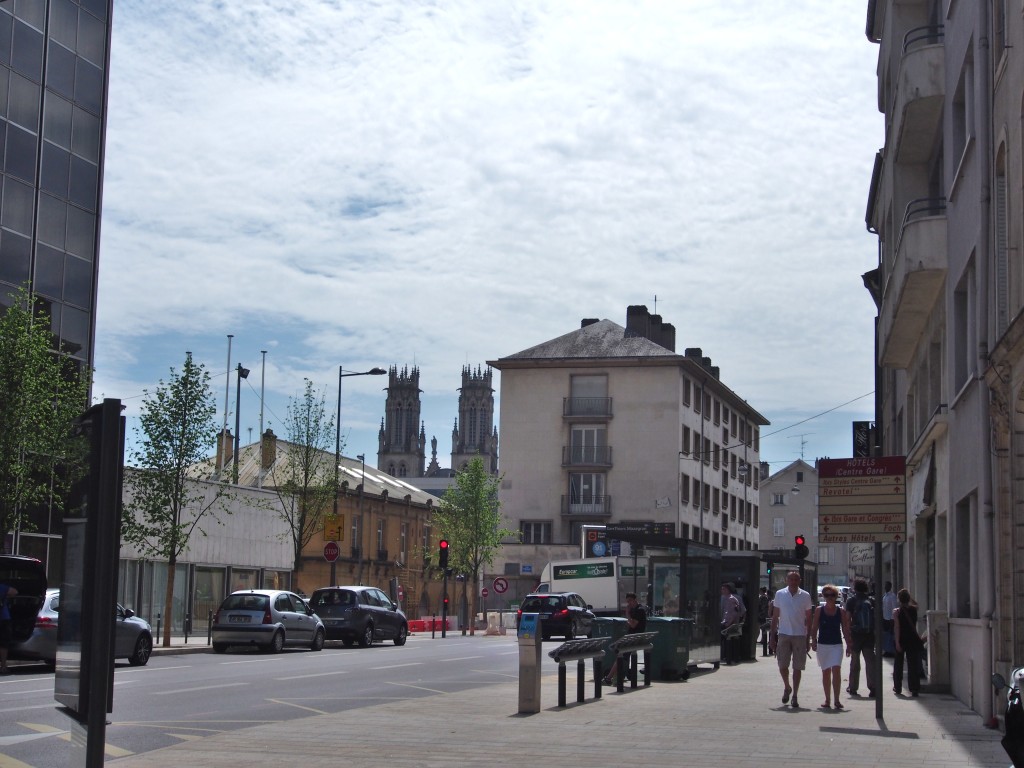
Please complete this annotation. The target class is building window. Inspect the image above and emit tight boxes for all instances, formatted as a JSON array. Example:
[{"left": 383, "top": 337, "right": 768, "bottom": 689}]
[
  {"left": 570, "top": 424, "right": 607, "bottom": 463},
  {"left": 400, "top": 523, "right": 408, "bottom": 564},
  {"left": 712, "top": 443, "right": 720, "bottom": 470},
  {"left": 376, "top": 519, "right": 386, "bottom": 552},
  {"left": 817, "top": 546, "right": 832, "bottom": 565},
  {"left": 680, "top": 473, "right": 690, "bottom": 504},
  {"left": 703, "top": 437, "right": 711, "bottom": 465},
  {"left": 692, "top": 478, "right": 701, "bottom": 508},
  {"left": 796, "top": 471, "right": 803, "bottom": 483},
  {"left": 520, "top": 521, "right": 551, "bottom": 544},
  {"left": 351, "top": 516, "right": 361, "bottom": 554},
  {"left": 773, "top": 517, "right": 785, "bottom": 537},
  {"left": 713, "top": 399, "right": 720, "bottom": 425},
  {"left": 569, "top": 473, "right": 606, "bottom": 514},
  {"left": 712, "top": 488, "right": 720, "bottom": 515},
  {"left": 682, "top": 377, "right": 691, "bottom": 406},
  {"left": 681, "top": 425, "right": 690, "bottom": 455}
]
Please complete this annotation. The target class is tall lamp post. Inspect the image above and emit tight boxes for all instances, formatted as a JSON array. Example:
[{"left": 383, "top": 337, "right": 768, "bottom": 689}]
[
  {"left": 332, "top": 367, "right": 387, "bottom": 580},
  {"left": 233, "top": 363, "right": 250, "bottom": 484}
]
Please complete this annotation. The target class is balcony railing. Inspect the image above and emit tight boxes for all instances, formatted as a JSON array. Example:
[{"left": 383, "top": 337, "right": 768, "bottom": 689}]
[
  {"left": 562, "top": 445, "right": 613, "bottom": 467},
  {"left": 560, "top": 495, "right": 612, "bottom": 517},
  {"left": 563, "top": 397, "right": 613, "bottom": 418},
  {"left": 894, "top": 25, "right": 944, "bottom": 163}
]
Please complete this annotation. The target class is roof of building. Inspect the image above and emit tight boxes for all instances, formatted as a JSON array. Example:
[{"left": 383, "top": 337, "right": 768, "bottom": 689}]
[
  {"left": 494, "top": 319, "right": 679, "bottom": 363},
  {"left": 190, "top": 437, "right": 436, "bottom": 507}
]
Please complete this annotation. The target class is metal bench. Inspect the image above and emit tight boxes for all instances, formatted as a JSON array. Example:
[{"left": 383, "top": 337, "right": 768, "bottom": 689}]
[
  {"left": 606, "top": 631, "right": 658, "bottom": 691},
  {"left": 548, "top": 638, "right": 610, "bottom": 707}
]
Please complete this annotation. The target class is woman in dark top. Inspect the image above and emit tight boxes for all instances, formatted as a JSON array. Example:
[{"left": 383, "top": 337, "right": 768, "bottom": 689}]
[
  {"left": 810, "top": 584, "right": 852, "bottom": 710},
  {"left": 893, "top": 588, "right": 925, "bottom": 697}
]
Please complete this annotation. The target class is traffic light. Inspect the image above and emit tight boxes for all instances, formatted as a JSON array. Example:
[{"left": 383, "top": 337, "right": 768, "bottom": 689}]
[
  {"left": 766, "top": 562, "right": 772, "bottom": 576},
  {"left": 438, "top": 539, "right": 449, "bottom": 569},
  {"left": 794, "top": 535, "right": 809, "bottom": 560}
]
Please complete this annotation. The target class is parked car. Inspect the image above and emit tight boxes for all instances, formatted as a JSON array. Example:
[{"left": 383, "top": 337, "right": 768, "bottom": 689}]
[
  {"left": 0, "top": 556, "right": 153, "bottom": 667},
  {"left": 516, "top": 592, "right": 595, "bottom": 640},
  {"left": 211, "top": 590, "right": 325, "bottom": 654},
  {"left": 308, "top": 586, "right": 407, "bottom": 647}
]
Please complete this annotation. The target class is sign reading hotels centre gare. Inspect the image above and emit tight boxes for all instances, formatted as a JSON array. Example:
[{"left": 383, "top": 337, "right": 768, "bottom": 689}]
[{"left": 818, "top": 456, "right": 907, "bottom": 544}]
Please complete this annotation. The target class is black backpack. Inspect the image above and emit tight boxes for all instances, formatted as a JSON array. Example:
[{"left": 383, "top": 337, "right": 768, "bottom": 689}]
[{"left": 850, "top": 595, "right": 873, "bottom": 635}]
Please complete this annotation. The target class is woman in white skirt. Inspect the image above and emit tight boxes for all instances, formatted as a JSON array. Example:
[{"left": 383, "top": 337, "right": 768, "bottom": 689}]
[{"left": 809, "top": 584, "right": 853, "bottom": 709}]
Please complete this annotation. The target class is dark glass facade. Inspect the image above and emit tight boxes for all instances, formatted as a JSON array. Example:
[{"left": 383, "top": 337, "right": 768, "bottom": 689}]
[
  {"left": 0, "top": 0, "right": 111, "bottom": 573},
  {"left": 0, "top": 0, "right": 111, "bottom": 368}
]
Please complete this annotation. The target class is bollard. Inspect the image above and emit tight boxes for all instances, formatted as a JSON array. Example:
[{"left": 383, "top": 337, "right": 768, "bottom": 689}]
[
  {"left": 156, "top": 613, "right": 162, "bottom": 642},
  {"left": 184, "top": 612, "right": 191, "bottom": 644},
  {"left": 207, "top": 609, "right": 213, "bottom": 645}
]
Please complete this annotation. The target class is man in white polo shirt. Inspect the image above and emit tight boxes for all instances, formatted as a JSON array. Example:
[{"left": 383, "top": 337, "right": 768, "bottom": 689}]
[{"left": 769, "top": 570, "right": 813, "bottom": 709}]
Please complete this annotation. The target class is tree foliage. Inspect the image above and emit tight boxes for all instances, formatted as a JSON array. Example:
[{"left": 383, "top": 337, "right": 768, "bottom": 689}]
[
  {"left": 0, "top": 287, "right": 89, "bottom": 545},
  {"left": 432, "top": 457, "right": 517, "bottom": 633},
  {"left": 266, "top": 379, "right": 336, "bottom": 587},
  {"left": 121, "top": 352, "right": 227, "bottom": 646}
]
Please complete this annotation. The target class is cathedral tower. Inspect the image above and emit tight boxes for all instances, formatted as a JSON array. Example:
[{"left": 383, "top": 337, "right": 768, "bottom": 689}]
[
  {"left": 451, "top": 365, "right": 498, "bottom": 473},
  {"left": 377, "top": 365, "right": 426, "bottom": 477}
]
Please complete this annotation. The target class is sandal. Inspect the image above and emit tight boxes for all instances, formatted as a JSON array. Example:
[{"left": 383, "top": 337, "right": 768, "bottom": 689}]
[
  {"left": 834, "top": 701, "right": 844, "bottom": 709},
  {"left": 821, "top": 702, "right": 831, "bottom": 709}
]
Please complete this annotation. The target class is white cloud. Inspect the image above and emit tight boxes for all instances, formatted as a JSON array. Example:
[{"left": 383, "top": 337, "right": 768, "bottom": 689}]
[{"left": 95, "top": 0, "right": 880, "bottom": 469}]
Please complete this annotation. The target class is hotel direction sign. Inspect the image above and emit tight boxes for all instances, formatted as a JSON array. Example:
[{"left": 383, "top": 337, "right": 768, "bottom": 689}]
[{"left": 817, "top": 457, "right": 906, "bottom": 543}]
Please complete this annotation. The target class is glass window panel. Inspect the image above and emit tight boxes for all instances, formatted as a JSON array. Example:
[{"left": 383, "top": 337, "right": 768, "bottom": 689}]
[
  {"left": 37, "top": 191, "right": 66, "bottom": 248},
  {"left": 11, "top": 19, "right": 42, "bottom": 81},
  {"left": 46, "top": 42, "right": 75, "bottom": 99},
  {"left": 33, "top": 242, "right": 62, "bottom": 298},
  {"left": 14, "top": 0, "right": 45, "bottom": 31},
  {"left": 5, "top": 123, "right": 36, "bottom": 183},
  {"left": 0, "top": 122, "right": 6, "bottom": 156},
  {"left": 0, "top": 68, "right": 9, "bottom": 118},
  {"left": 59, "top": 302, "right": 88, "bottom": 359},
  {"left": 43, "top": 92, "right": 72, "bottom": 147},
  {"left": 71, "top": 105, "right": 98, "bottom": 161},
  {"left": 1, "top": 174, "right": 33, "bottom": 233},
  {"left": 80, "top": 0, "right": 107, "bottom": 23},
  {"left": 63, "top": 252, "right": 91, "bottom": 308},
  {"left": 0, "top": 228, "right": 31, "bottom": 284},
  {"left": 40, "top": 140, "right": 69, "bottom": 197},
  {"left": 0, "top": 12, "right": 13, "bottom": 68},
  {"left": 7, "top": 70, "right": 38, "bottom": 131},
  {"left": 74, "top": 57, "right": 101, "bottom": 114},
  {"left": 65, "top": 204, "right": 93, "bottom": 260},
  {"left": 77, "top": 10, "right": 104, "bottom": 66},
  {"left": 49, "top": 0, "right": 78, "bottom": 50},
  {"left": 67, "top": 154, "right": 96, "bottom": 210}
]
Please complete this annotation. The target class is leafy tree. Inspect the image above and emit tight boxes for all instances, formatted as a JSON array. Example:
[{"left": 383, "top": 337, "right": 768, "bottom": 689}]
[
  {"left": 433, "top": 457, "right": 517, "bottom": 634},
  {"left": 122, "top": 352, "right": 227, "bottom": 647},
  {"left": 265, "top": 379, "right": 336, "bottom": 590},
  {"left": 0, "top": 287, "right": 89, "bottom": 547}
]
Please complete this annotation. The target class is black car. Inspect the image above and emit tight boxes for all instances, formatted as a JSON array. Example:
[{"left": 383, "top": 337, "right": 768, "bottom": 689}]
[
  {"left": 516, "top": 592, "right": 595, "bottom": 640},
  {"left": 308, "top": 586, "right": 407, "bottom": 647},
  {"left": 0, "top": 555, "right": 47, "bottom": 662}
]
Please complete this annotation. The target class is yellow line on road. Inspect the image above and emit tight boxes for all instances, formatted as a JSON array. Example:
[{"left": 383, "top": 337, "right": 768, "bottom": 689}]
[{"left": 0, "top": 753, "right": 35, "bottom": 768}]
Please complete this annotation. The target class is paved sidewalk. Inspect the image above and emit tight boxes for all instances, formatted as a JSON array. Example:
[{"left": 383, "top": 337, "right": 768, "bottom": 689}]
[{"left": 110, "top": 638, "right": 1010, "bottom": 768}]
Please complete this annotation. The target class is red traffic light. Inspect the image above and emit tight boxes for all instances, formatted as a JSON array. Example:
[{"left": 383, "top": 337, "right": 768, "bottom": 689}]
[
  {"left": 794, "top": 535, "right": 809, "bottom": 560},
  {"left": 439, "top": 540, "right": 449, "bottom": 550},
  {"left": 438, "top": 539, "right": 450, "bottom": 569},
  {"left": 795, "top": 535, "right": 805, "bottom": 546}
]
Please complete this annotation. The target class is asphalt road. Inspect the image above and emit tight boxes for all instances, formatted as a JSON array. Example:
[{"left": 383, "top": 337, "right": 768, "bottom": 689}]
[{"left": 0, "top": 634, "right": 520, "bottom": 767}]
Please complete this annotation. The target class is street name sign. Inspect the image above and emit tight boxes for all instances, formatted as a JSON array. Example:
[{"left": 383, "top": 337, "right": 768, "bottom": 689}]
[{"left": 818, "top": 456, "right": 906, "bottom": 543}]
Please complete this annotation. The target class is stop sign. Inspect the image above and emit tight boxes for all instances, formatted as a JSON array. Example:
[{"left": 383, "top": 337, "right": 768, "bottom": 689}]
[
  {"left": 323, "top": 541, "right": 340, "bottom": 562},
  {"left": 481, "top": 587, "right": 489, "bottom": 598}
]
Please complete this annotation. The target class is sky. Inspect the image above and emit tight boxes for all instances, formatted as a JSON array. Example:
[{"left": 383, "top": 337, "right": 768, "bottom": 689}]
[{"left": 92, "top": 1, "right": 882, "bottom": 474}]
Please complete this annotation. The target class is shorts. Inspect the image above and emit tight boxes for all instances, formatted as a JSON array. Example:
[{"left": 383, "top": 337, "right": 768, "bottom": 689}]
[
  {"left": 776, "top": 634, "right": 808, "bottom": 671},
  {"left": 0, "top": 620, "right": 11, "bottom": 649},
  {"left": 816, "top": 642, "right": 843, "bottom": 669}
]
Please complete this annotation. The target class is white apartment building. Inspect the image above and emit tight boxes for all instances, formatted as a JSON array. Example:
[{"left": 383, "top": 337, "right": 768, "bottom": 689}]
[
  {"left": 488, "top": 306, "right": 768, "bottom": 587},
  {"left": 864, "top": 0, "right": 1024, "bottom": 720}
]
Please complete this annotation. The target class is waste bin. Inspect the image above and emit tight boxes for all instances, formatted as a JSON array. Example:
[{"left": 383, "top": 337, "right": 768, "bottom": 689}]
[
  {"left": 647, "top": 616, "right": 693, "bottom": 680},
  {"left": 591, "top": 617, "right": 628, "bottom": 676}
]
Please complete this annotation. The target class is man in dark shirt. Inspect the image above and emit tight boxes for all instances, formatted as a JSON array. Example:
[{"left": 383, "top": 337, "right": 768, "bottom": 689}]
[{"left": 602, "top": 592, "right": 646, "bottom": 684}]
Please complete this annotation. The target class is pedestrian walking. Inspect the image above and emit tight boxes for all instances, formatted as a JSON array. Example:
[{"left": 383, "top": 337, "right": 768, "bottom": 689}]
[
  {"left": 769, "top": 570, "right": 813, "bottom": 709},
  {"left": 881, "top": 581, "right": 897, "bottom": 656},
  {"left": 720, "top": 582, "right": 744, "bottom": 665},
  {"left": 844, "top": 578, "right": 877, "bottom": 697},
  {"left": 893, "top": 588, "right": 926, "bottom": 697},
  {"left": 809, "top": 584, "right": 852, "bottom": 709},
  {"left": 757, "top": 586, "right": 771, "bottom": 657}
]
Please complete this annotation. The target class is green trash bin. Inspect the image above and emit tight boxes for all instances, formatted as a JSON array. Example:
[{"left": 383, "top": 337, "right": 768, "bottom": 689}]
[
  {"left": 591, "top": 617, "right": 628, "bottom": 677},
  {"left": 647, "top": 616, "right": 694, "bottom": 680}
]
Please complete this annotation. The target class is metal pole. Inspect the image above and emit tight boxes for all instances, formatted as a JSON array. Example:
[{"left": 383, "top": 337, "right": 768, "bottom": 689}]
[
  {"left": 699, "top": 379, "right": 706, "bottom": 543},
  {"left": 233, "top": 364, "right": 246, "bottom": 484},
  {"left": 222, "top": 334, "right": 233, "bottom": 471},
  {"left": 356, "top": 453, "right": 365, "bottom": 584},
  {"left": 258, "top": 350, "right": 267, "bottom": 487}
]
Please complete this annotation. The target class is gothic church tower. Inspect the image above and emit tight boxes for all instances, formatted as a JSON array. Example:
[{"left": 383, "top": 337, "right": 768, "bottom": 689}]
[
  {"left": 451, "top": 365, "right": 498, "bottom": 473},
  {"left": 377, "top": 365, "right": 426, "bottom": 477}
]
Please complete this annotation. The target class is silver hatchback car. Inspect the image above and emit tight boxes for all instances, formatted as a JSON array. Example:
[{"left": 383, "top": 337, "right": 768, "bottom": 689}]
[{"left": 212, "top": 590, "right": 325, "bottom": 654}]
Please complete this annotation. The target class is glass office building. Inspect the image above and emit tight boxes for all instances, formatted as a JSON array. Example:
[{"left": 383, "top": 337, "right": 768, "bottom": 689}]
[{"left": 0, "top": 0, "right": 112, "bottom": 573}]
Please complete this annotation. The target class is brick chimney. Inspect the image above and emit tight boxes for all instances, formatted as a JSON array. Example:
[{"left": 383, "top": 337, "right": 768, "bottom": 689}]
[
  {"left": 216, "top": 428, "right": 233, "bottom": 473},
  {"left": 261, "top": 428, "right": 277, "bottom": 471}
]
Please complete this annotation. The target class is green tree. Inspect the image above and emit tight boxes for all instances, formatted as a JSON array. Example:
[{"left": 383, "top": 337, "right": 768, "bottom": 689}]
[
  {"left": 433, "top": 457, "right": 517, "bottom": 634},
  {"left": 0, "top": 287, "right": 89, "bottom": 546},
  {"left": 265, "top": 379, "right": 336, "bottom": 590},
  {"left": 122, "top": 353, "right": 227, "bottom": 647}
]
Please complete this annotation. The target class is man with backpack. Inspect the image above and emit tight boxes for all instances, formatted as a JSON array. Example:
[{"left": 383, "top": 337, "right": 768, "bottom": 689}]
[{"left": 844, "top": 578, "right": 877, "bottom": 697}]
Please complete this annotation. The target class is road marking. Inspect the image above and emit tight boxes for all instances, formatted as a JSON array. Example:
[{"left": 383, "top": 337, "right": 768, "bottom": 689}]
[
  {"left": 0, "top": 752, "right": 35, "bottom": 767},
  {"left": 274, "top": 670, "right": 350, "bottom": 680},
  {"left": 3, "top": 687, "right": 53, "bottom": 695},
  {"left": 385, "top": 681, "right": 446, "bottom": 694},
  {"left": 438, "top": 656, "right": 483, "bottom": 662},
  {"left": 168, "top": 733, "right": 205, "bottom": 741},
  {"left": 221, "top": 658, "right": 284, "bottom": 665},
  {"left": 118, "top": 664, "right": 192, "bottom": 673},
  {"left": 267, "top": 698, "right": 328, "bottom": 715},
  {"left": 369, "top": 662, "right": 422, "bottom": 670},
  {"left": 153, "top": 682, "right": 248, "bottom": 695}
]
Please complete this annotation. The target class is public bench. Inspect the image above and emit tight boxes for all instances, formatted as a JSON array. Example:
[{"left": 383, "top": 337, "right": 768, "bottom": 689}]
[
  {"left": 606, "top": 631, "right": 658, "bottom": 691},
  {"left": 547, "top": 638, "right": 610, "bottom": 706}
]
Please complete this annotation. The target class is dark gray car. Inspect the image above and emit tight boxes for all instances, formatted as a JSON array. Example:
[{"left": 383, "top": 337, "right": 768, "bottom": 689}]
[{"left": 309, "top": 586, "right": 407, "bottom": 647}]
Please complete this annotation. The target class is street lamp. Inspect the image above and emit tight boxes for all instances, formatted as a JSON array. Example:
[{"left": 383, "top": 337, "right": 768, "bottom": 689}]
[
  {"left": 356, "top": 453, "right": 366, "bottom": 584},
  {"left": 332, "top": 366, "right": 387, "bottom": 572},
  {"left": 233, "top": 363, "right": 250, "bottom": 484}
]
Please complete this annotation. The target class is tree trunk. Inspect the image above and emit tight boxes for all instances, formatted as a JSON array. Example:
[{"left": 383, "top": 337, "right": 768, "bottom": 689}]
[{"left": 163, "top": 553, "right": 176, "bottom": 647}]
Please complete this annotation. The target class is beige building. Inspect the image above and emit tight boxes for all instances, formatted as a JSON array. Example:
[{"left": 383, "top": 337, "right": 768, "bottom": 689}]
[
  {"left": 864, "top": 0, "right": 1024, "bottom": 720},
  {"left": 488, "top": 306, "right": 767, "bottom": 594}
]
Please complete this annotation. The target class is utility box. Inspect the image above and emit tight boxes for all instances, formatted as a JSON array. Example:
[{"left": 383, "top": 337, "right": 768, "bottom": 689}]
[{"left": 517, "top": 613, "right": 542, "bottom": 713}]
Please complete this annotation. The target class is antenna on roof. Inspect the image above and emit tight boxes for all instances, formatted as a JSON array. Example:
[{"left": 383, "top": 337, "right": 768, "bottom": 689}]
[{"left": 788, "top": 433, "right": 813, "bottom": 460}]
